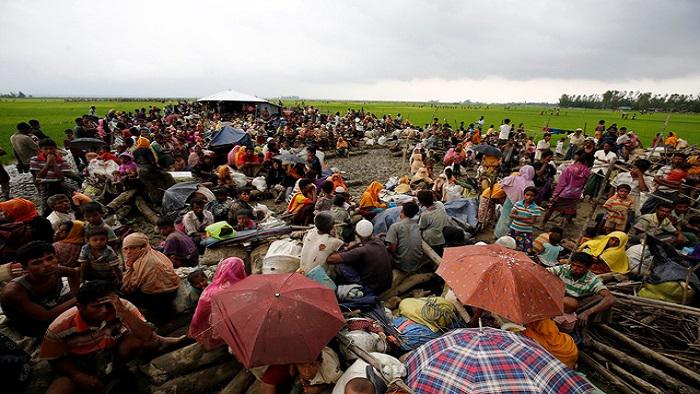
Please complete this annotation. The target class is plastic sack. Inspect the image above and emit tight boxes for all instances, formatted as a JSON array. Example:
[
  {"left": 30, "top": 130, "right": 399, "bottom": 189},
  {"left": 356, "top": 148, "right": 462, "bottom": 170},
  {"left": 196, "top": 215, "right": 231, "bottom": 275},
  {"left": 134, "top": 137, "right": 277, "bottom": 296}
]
[
  {"left": 231, "top": 171, "right": 248, "bottom": 188},
  {"left": 251, "top": 176, "right": 267, "bottom": 192},
  {"left": 385, "top": 176, "right": 399, "bottom": 191},
  {"left": 262, "top": 238, "right": 302, "bottom": 274},
  {"left": 639, "top": 281, "right": 696, "bottom": 305},
  {"left": 87, "top": 159, "right": 119, "bottom": 179},
  {"left": 306, "top": 265, "right": 337, "bottom": 290},
  {"left": 377, "top": 136, "right": 388, "bottom": 145}
]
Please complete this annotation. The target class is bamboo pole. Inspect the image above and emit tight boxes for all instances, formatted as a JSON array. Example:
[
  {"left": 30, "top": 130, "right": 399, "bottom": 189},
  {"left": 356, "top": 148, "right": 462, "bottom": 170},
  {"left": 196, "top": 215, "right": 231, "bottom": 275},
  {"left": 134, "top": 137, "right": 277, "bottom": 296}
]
[
  {"left": 587, "top": 339, "right": 696, "bottom": 393},
  {"left": 597, "top": 324, "right": 700, "bottom": 386},
  {"left": 681, "top": 262, "right": 700, "bottom": 305},
  {"left": 220, "top": 369, "right": 255, "bottom": 394},
  {"left": 611, "top": 291, "right": 700, "bottom": 317},
  {"left": 587, "top": 351, "right": 663, "bottom": 394},
  {"left": 578, "top": 353, "right": 641, "bottom": 394},
  {"left": 421, "top": 240, "right": 442, "bottom": 266}
]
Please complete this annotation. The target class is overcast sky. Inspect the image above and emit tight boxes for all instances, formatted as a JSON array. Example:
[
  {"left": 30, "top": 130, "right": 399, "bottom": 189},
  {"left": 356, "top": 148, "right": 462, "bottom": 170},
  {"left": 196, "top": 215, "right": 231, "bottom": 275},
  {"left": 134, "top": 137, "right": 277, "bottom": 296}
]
[{"left": 1, "top": 0, "right": 699, "bottom": 103}]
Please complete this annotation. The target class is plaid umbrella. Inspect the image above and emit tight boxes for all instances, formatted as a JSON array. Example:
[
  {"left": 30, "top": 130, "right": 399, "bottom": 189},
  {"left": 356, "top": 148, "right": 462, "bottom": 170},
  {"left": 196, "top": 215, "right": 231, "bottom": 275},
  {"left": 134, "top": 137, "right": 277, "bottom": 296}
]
[{"left": 405, "top": 328, "right": 595, "bottom": 394}]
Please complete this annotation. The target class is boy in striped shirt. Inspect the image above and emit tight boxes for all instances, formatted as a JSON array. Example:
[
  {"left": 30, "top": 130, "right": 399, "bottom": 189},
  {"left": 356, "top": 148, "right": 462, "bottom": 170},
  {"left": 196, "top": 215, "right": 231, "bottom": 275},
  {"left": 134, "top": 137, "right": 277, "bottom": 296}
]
[
  {"left": 509, "top": 186, "right": 542, "bottom": 253},
  {"left": 603, "top": 184, "right": 633, "bottom": 233}
]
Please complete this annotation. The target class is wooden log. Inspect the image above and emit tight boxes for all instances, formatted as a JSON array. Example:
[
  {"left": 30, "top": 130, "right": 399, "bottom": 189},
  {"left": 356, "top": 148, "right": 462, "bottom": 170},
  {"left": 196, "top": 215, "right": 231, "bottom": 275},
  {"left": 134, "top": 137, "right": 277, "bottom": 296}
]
[
  {"left": 588, "top": 351, "right": 664, "bottom": 394},
  {"left": 611, "top": 292, "right": 700, "bottom": 317},
  {"left": 597, "top": 324, "right": 700, "bottom": 386},
  {"left": 221, "top": 369, "right": 256, "bottom": 394},
  {"left": 379, "top": 273, "right": 435, "bottom": 300},
  {"left": 150, "top": 361, "right": 240, "bottom": 394},
  {"left": 579, "top": 352, "right": 641, "bottom": 394},
  {"left": 115, "top": 204, "right": 132, "bottom": 220},
  {"left": 587, "top": 339, "right": 696, "bottom": 393},
  {"left": 421, "top": 240, "right": 442, "bottom": 266},
  {"left": 141, "top": 342, "right": 229, "bottom": 385},
  {"left": 105, "top": 189, "right": 138, "bottom": 210},
  {"left": 135, "top": 195, "right": 159, "bottom": 224}
]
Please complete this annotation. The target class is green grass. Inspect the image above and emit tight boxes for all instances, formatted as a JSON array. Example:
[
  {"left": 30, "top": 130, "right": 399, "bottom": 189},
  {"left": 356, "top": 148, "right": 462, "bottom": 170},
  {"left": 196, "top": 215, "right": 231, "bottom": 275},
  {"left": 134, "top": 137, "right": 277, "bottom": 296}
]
[
  {"left": 1, "top": 98, "right": 699, "bottom": 164},
  {"left": 0, "top": 98, "right": 170, "bottom": 163},
  {"left": 294, "top": 100, "right": 700, "bottom": 146}
]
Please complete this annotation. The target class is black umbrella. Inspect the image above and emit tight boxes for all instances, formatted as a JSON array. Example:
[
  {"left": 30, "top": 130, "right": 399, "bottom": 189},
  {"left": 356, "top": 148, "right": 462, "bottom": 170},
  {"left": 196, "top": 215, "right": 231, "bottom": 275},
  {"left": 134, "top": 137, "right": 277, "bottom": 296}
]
[
  {"left": 274, "top": 153, "right": 306, "bottom": 165},
  {"left": 472, "top": 144, "right": 502, "bottom": 158},
  {"left": 69, "top": 138, "right": 107, "bottom": 151},
  {"left": 162, "top": 182, "right": 214, "bottom": 214}
]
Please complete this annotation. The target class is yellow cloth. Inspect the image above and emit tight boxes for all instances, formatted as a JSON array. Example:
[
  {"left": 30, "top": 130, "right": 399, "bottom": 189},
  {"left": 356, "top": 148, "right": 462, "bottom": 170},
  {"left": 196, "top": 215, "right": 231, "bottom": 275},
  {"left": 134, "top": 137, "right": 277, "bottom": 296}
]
[
  {"left": 62, "top": 220, "right": 85, "bottom": 244},
  {"left": 578, "top": 231, "right": 629, "bottom": 273},
  {"left": 481, "top": 183, "right": 506, "bottom": 199},
  {"left": 639, "top": 281, "right": 696, "bottom": 305},
  {"left": 664, "top": 132, "right": 678, "bottom": 147},
  {"left": 287, "top": 192, "right": 312, "bottom": 213},
  {"left": 523, "top": 319, "right": 579, "bottom": 369},
  {"left": 136, "top": 137, "right": 151, "bottom": 149},
  {"left": 398, "top": 297, "right": 456, "bottom": 333},
  {"left": 359, "top": 181, "right": 386, "bottom": 209}
]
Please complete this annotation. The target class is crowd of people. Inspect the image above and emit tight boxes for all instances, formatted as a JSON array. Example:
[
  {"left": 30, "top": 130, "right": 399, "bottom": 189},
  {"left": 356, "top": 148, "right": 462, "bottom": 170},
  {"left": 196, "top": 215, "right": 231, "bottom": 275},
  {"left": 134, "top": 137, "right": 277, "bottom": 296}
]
[{"left": 0, "top": 100, "right": 697, "bottom": 393}]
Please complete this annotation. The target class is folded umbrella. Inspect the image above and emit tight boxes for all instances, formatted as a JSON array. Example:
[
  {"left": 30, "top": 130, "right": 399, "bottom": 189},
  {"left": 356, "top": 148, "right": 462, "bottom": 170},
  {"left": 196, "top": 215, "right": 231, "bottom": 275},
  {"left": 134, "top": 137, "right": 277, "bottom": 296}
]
[
  {"left": 437, "top": 244, "right": 564, "bottom": 324},
  {"left": 406, "top": 328, "right": 594, "bottom": 393},
  {"left": 211, "top": 273, "right": 345, "bottom": 368}
]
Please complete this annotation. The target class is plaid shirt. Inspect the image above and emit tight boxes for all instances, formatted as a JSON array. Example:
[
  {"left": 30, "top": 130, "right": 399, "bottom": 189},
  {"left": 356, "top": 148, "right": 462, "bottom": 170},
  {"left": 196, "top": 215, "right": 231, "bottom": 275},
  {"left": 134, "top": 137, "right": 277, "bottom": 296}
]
[{"left": 547, "top": 264, "right": 607, "bottom": 298}]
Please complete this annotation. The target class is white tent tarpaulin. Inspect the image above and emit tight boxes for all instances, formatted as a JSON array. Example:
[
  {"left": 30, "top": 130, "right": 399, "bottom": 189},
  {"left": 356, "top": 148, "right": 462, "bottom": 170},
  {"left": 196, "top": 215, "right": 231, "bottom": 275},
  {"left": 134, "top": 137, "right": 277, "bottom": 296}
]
[{"left": 197, "top": 89, "right": 270, "bottom": 103}]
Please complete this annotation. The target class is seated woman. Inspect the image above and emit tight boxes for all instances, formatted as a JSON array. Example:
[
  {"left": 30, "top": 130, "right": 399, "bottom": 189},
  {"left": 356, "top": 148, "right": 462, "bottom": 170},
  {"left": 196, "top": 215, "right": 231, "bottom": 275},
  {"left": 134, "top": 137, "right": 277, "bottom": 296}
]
[
  {"left": 287, "top": 179, "right": 316, "bottom": 226},
  {"left": 578, "top": 231, "right": 629, "bottom": 274},
  {"left": 523, "top": 318, "right": 578, "bottom": 369},
  {"left": 188, "top": 257, "right": 246, "bottom": 350},
  {"left": 121, "top": 233, "right": 181, "bottom": 319},
  {"left": 358, "top": 181, "right": 387, "bottom": 220},
  {"left": 53, "top": 220, "right": 85, "bottom": 268}
]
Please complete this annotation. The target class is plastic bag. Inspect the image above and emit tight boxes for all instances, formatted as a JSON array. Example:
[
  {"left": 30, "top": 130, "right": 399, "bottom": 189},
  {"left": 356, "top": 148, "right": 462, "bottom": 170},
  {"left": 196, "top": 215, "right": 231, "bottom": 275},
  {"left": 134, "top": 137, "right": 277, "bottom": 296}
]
[
  {"left": 231, "top": 171, "right": 247, "bottom": 188},
  {"left": 251, "top": 176, "right": 267, "bottom": 192},
  {"left": 262, "top": 239, "right": 302, "bottom": 274}
]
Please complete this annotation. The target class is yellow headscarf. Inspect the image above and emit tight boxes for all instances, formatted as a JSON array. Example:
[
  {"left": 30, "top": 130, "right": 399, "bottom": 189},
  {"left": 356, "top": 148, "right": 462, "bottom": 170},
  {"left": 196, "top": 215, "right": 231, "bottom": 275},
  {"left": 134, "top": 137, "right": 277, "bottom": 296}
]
[
  {"left": 359, "top": 181, "right": 386, "bottom": 209},
  {"left": 395, "top": 175, "right": 411, "bottom": 194},
  {"left": 136, "top": 137, "right": 151, "bottom": 149},
  {"left": 579, "top": 231, "right": 629, "bottom": 273},
  {"left": 61, "top": 220, "right": 85, "bottom": 244},
  {"left": 523, "top": 319, "right": 578, "bottom": 369}
]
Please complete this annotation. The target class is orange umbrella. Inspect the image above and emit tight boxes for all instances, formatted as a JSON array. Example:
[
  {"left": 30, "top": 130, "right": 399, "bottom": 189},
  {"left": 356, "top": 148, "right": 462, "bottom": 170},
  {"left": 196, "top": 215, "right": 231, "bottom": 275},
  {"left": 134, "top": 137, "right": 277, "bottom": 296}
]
[{"left": 437, "top": 244, "right": 564, "bottom": 324}]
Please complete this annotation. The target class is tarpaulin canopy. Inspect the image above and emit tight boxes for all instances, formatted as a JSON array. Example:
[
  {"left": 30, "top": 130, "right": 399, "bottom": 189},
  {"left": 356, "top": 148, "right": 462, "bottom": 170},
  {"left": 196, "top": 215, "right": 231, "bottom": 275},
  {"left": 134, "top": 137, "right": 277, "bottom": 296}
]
[
  {"left": 209, "top": 126, "right": 252, "bottom": 148},
  {"left": 197, "top": 89, "right": 270, "bottom": 103}
]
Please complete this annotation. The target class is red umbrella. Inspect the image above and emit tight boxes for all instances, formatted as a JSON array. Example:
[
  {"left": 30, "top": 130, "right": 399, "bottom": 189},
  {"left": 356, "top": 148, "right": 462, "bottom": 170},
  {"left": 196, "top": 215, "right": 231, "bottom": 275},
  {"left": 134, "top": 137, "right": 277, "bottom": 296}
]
[
  {"left": 211, "top": 273, "right": 345, "bottom": 368},
  {"left": 437, "top": 244, "right": 564, "bottom": 324}
]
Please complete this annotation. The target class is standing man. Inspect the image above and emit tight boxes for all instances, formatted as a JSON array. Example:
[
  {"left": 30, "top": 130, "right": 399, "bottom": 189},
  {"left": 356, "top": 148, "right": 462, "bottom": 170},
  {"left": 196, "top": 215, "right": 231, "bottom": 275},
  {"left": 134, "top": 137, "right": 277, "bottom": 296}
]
[
  {"left": 498, "top": 118, "right": 512, "bottom": 145},
  {"left": 534, "top": 133, "right": 552, "bottom": 161},
  {"left": 10, "top": 122, "right": 39, "bottom": 173},
  {"left": 564, "top": 128, "right": 585, "bottom": 160},
  {"left": 29, "top": 119, "right": 49, "bottom": 140}
]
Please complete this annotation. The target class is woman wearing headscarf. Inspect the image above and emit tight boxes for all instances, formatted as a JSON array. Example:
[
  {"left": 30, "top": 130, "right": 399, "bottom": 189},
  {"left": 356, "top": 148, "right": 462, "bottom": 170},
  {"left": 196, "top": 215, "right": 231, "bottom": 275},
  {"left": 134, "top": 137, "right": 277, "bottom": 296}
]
[
  {"left": 0, "top": 198, "right": 39, "bottom": 223},
  {"left": 523, "top": 319, "right": 578, "bottom": 369},
  {"left": 121, "top": 233, "right": 181, "bottom": 315},
  {"left": 494, "top": 165, "right": 535, "bottom": 238},
  {"left": 336, "top": 137, "right": 349, "bottom": 158},
  {"left": 410, "top": 148, "right": 424, "bottom": 174},
  {"left": 542, "top": 152, "right": 592, "bottom": 225},
  {"left": 52, "top": 220, "right": 85, "bottom": 267},
  {"left": 188, "top": 257, "right": 247, "bottom": 350},
  {"left": 133, "top": 136, "right": 158, "bottom": 168},
  {"left": 359, "top": 181, "right": 387, "bottom": 219},
  {"left": 394, "top": 175, "right": 412, "bottom": 194},
  {"left": 117, "top": 152, "right": 138, "bottom": 176},
  {"left": 578, "top": 231, "right": 629, "bottom": 274},
  {"left": 411, "top": 167, "right": 433, "bottom": 186}
]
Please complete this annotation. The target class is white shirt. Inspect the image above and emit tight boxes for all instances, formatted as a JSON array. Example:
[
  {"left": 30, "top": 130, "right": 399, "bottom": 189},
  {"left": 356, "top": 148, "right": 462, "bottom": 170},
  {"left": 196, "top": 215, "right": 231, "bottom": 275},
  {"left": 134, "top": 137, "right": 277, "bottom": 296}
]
[
  {"left": 568, "top": 133, "right": 585, "bottom": 148},
  {"left": 592, "top": 150, "right": 617, "bottom": 172},
  {"left": 534, "top": 139, "right": 551, "bottom": 160},
  {"left": 299, "top": 228, "right": 344, "bottom": 273},
  {"left": 555, "top": 141, "right": 564, "bottom": 155},
  {"left": 498, "top": 124, "right": 512, "bottom": 140},
  {"left": 47, "top": 211, "right": 76, "bottom": 231}
]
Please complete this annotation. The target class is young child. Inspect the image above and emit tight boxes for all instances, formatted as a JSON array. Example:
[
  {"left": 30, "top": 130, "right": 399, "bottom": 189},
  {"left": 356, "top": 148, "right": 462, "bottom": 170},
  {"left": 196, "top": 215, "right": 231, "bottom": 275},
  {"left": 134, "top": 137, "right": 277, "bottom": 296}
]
[
  {"left": 603, "top": 184, "right": 634, "bottom": 233},
  {"left": 509, "top": 186, "right": 542, "bottom": 253},
  {"left": 235, "top": 209, "right": 257, "bottom": 231},
  {"left": 78, "top": 226, "right": 122, "bottom": 285},
  {"left": 82, "top": 202, "right": 119, "bottom": 246},
  {"left": 46, "top": 194, "right": 75, "bottom": 231},
  {"left": 185, "top": 270, "right": 208, "bottom": 307},
  {"left": 555, "top": 137, "right": 565, "bottom": 158},
  {"left": 537, "top": 231, "right": 564, "bottom": 267}
]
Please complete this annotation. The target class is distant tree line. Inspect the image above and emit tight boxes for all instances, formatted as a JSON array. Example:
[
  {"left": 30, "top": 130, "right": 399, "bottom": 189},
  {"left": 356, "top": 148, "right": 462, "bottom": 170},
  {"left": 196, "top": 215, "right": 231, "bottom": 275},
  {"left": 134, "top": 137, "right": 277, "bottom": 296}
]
[
  {"left": 559, "top": 90, "right": 700, "bottom": 112},
  {"left": 0, "top": 91, "right": 31, "bottom": 98}
]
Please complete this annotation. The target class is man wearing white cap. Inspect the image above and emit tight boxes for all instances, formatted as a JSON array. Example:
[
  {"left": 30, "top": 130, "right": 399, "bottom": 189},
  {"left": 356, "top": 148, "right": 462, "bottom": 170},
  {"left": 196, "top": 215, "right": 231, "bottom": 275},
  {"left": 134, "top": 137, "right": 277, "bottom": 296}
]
[
  {"left": 565, "top": 128, "right": 585, "bottom": 160},
  {"left": 327, "top": 220, "right": 393, "bottom": 295}
]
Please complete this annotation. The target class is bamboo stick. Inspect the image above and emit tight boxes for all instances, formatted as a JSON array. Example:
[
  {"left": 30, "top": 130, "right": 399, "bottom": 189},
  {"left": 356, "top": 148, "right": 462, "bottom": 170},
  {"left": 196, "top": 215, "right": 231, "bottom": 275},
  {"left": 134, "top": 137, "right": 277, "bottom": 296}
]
[
  {"left": 587, "top": 339, "right": 696, "bottom": 393},
  {"left": 611, "top": 292, "right": 700, "bottom": 317},
  {"left": 421, "top": 240, "right": 442, "bottom": 266},
  {"left": 578, "top": 352, "right": 641, "bottom": 394},
  {"left": 587, "top": 351, "right": 663, "bottom": 394},
  {"left": 597, "top": 324, "right": 700, "bottom": 386},
  {"left": 221, "top": 369, "right": 256, "bottom": 394}
]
